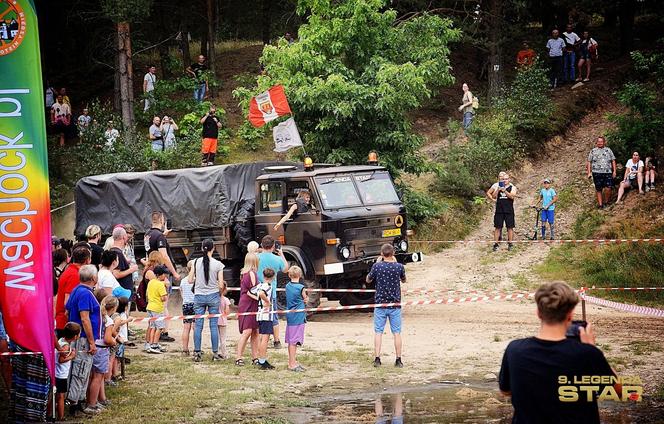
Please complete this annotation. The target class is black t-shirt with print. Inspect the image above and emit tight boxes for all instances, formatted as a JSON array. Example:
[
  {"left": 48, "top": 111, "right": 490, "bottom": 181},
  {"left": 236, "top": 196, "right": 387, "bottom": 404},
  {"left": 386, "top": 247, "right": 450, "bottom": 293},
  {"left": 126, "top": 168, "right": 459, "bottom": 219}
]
[
  {"left": 496, "top": 184, "right": 515, "bottom": 215},
  {"left": 145, "top": 227, "right": 174, "bottom": 264},
  {"left": 499, "top": 337, "right": 615, "bottom": 424},
  {"left": 190, "top": 63, "right": 208, "bottom": 82}
]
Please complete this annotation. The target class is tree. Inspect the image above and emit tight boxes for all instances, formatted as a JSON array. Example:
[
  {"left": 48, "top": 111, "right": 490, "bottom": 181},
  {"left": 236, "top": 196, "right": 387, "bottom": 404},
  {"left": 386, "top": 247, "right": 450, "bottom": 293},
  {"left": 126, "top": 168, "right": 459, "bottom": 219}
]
[
  {"left": 101, "top": 0, "right": 154, "bottom": 134},
  {"left": 234, "top": 0, "right": 461, "bottom": 176}
]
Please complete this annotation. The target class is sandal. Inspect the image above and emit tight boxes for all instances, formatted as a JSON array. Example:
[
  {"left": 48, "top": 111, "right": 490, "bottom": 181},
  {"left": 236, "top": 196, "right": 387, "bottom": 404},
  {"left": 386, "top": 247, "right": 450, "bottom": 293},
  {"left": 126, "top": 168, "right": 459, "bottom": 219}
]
[
  {"left": 182, "top": 350, "right": 190, "bottom": 357},
  {"left": 252, "top": 358, "right": 259, "bottom": 366},
  {"left": 235, "top": 358, "right": 245, "bottom": 366}
]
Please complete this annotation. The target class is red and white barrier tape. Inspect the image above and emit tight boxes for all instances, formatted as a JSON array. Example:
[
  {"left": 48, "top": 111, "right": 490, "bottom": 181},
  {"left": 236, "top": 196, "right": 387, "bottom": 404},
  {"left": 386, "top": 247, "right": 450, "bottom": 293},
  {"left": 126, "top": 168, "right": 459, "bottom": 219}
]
[
  {"left": 582, "top": 287, "right": 663, "bottom": 292},
  {"left": 0, "top": 351, "right": 42, "bottom": 356},
  {"left": 411, "top": 238, "right": 664, "bottom": 244},
  {"left": 222, "top": 287, "right": 521, "bottom": 295},
  {"left": 130, "top": 292, "right": 534, "bottom": 323},
  {"left": 581, "top": 293, "right": 664, "bottom": 318}
]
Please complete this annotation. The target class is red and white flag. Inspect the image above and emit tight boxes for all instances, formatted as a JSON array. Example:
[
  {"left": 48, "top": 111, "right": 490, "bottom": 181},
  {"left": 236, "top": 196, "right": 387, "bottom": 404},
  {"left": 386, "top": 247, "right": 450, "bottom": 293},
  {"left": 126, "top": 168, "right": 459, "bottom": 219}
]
[{"left": 248, "top": 85, "right": 292, "bottom": 128}]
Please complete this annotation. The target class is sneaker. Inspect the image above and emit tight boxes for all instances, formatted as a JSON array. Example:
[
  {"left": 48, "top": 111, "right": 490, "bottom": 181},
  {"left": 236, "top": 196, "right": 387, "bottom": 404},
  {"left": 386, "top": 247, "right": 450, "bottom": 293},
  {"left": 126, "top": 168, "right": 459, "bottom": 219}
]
[
  {"left": 395, "top": 358, "right": 404, "bottom": 368},
  {"left": 645, "top": 185, "right": 651, "bottom": 192},
  {"left": 492, "top": 243, "right": 499, "bottom": 252},
  {"left": 507, "top": 243, "right": 513, "bottom": 251},
  {"left": 207, "top": 162, "right": 214, "bottom": 166},
  {"left": 104, "top": 380, "right": 118, "bottom": 387},
  {"left": 144, "top": 342, "right": 151, "bottom": 352},
  {"left": 82, "top": 405, "right": 100, "bottom": 415},
  {"left": 373, "top": 357, "right": 381, "bottom": 367},
  {"left": 160, "top": 333, "right": 175, "bottom": 342},
  {"left": 193, "top": 352, "right": 202, "bottom": 362},
  {"left": 252, "top": 358, "right": 260, "bottom": 366},
  {"left": 259, "top": 360, "right": 275, "bottom": 370},
  {"left": 212, "top": 353, "right": 223, "bottom": 361},
  {"left": 651, "top": 184, "right": 656, "bottom": 191},
  {"left": 146, "top": 346, "right": 162, "bottom": 354},
  {"left": 157, "top": 344, "right": 167, "bottom": 353},
  {"left": 98, "top": 399, "right": 111, "bottom": 407},
  {"left": 273, "top": 341, "right": 282, "bottom": 349}
]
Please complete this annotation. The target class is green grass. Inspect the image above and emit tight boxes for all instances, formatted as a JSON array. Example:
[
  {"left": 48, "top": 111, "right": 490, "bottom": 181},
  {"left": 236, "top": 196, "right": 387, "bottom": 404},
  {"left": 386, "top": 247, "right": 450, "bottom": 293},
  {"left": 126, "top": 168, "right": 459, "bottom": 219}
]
[
  {"left": 412, "top": 198, "right": 484, "bottom": 254},
  {"left": 627, "top": 340, "right": 663, "bottom": 356},
  {"left": 555, "top": 186, "right": 580, "bottom": 212}
]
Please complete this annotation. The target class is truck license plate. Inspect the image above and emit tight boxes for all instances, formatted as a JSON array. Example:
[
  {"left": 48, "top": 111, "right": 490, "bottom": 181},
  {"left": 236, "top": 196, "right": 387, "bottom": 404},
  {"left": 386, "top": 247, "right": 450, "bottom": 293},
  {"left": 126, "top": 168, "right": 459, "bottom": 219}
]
[{"left": 382, "top": 228, "right": 401, "bottom": 237}]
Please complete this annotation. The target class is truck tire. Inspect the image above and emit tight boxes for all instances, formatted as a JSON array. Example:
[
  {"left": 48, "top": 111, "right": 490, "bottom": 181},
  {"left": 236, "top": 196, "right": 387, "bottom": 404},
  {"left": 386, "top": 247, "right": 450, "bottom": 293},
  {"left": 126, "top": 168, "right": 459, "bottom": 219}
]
[
  {"left": 277, "top": 257, "right": 321, "bottom": 311},
  {"left": 232, "top": 200, "right": 255, "bottom": 251}
]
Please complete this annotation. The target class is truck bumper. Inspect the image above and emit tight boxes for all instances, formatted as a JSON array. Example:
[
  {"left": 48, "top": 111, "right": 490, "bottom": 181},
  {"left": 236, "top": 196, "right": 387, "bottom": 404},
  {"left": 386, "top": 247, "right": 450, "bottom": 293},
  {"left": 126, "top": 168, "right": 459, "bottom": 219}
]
[{"left": 322, "top": 251, "right": 424, "bottom": 275}]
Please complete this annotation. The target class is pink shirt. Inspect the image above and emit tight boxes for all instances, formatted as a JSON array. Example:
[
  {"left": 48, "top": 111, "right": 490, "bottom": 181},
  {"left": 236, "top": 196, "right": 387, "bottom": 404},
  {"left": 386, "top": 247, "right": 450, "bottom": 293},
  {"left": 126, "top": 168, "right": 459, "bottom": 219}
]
[{"left": 219, "top": 296, "right": 231, "bottom": 326}]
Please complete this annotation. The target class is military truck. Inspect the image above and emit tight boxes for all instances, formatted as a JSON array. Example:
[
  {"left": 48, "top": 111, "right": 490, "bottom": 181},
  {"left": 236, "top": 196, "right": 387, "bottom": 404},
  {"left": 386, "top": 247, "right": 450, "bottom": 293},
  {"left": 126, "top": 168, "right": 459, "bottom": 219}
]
[{"left": 75, "top": 160, "right": 423, "bottom": 306}]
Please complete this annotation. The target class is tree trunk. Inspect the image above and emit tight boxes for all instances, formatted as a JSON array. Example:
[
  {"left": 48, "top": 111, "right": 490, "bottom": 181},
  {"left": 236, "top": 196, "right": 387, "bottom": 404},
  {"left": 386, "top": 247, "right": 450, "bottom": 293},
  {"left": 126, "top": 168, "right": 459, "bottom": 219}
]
[
  {"left": 603, "top": 4, "right": 618, "bottom": 28},
  {"left": 157, "top": 13, "right": 172, "bottom": 79},
  {"left": 113, "top": 30, "right": 121, "bottom": 113},
  {"left": 487, "top": 0, "right": 504, "bottom": 103},
  {"left": 207, "top": 0, "right": 217, "bottom": 97},
  {"left": 200, "top": 29, "right": 208, "bottom": 57},
  {"left": 619, "top": 0, "right": 635, "bottom": 54},
  {"left": 262, "top": 0, "right": 271, "bottom": 45},
  {"left": 117, "top": 21, "right": 135, "bottom": 135},
  {"left": 179, "top": 25, "right": 191, "bottom": 72}
]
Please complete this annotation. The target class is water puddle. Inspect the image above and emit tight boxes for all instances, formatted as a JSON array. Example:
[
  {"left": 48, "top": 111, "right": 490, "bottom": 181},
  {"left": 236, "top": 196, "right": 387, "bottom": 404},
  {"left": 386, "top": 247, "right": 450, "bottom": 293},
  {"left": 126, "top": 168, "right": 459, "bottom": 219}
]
[{"left": 280, "top": 381, "right": 662, "bottom": 423}]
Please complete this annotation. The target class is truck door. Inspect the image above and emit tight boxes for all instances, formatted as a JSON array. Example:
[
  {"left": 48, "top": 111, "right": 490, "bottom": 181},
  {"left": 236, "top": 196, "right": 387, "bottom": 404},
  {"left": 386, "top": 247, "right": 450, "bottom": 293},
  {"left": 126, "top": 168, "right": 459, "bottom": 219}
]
[
  {"left": 254, "top": 181, "right": 286, "bottom": 243},
  {"left": 283, "top": 180, "right": 324, "bottom": 265}
]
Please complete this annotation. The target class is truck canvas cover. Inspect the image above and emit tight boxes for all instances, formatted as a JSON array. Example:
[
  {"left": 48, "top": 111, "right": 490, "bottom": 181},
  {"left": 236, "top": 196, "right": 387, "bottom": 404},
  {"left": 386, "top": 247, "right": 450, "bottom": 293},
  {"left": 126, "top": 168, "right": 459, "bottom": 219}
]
[{"left": 75, "top": 161, "right": 294, "bottom": 235}]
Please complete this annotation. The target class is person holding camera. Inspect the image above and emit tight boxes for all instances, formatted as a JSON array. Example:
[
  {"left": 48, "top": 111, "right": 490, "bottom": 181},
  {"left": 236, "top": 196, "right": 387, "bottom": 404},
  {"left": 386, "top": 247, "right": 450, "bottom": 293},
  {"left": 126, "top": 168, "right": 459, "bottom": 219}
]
[
  {"left": 487, "top": 172, "right": 517, "bottom": 251},
  {"left": 199, "top": 105, "right": 222, "bottom": 167},
  {"left": 499, "top": 282, "right": 618, "bottom": 424}
]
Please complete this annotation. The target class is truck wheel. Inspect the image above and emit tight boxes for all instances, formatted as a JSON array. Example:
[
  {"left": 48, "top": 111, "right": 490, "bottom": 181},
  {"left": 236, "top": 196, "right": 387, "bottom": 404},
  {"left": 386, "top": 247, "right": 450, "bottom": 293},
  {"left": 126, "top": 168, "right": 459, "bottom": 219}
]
[{"left": 232, "top": 200, "right": 254, "bottom": 251}]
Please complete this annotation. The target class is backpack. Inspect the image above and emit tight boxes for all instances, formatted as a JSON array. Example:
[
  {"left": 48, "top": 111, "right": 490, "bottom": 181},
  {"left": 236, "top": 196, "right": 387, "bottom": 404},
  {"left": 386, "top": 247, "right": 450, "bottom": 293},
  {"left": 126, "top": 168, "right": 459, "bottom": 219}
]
[{"left": 135, "top": 272, "right": 149, "bottom": 312}]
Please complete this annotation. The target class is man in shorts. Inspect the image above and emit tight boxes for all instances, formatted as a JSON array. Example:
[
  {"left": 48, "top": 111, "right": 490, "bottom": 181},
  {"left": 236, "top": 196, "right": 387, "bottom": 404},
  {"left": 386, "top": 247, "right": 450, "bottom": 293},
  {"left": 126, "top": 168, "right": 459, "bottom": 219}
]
[
  {"left": 199, "top": 105, "right": 222, "bottom": 166},
  {"left": 487, "top": 172, "right": 518, "bottom": 251},
  {"left": 367, "top": 244, "right": 406, "bottom": 368},
  {"left": 586, "top": 136, "right": 616, "bottom": 209}
]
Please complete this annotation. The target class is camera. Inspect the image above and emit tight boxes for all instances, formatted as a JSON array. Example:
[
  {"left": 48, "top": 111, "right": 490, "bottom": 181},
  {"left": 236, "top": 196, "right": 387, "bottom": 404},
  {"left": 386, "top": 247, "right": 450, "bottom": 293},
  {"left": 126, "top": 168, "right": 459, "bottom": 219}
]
[
  {"left": 499, "top": 181, "right": 505, "bottom": 188},
  {"left": 274, "top": 241, "right": 282, "bottom": 252},
  {"left": 565, "top": 320, "right": 587, "bottom": 341}
]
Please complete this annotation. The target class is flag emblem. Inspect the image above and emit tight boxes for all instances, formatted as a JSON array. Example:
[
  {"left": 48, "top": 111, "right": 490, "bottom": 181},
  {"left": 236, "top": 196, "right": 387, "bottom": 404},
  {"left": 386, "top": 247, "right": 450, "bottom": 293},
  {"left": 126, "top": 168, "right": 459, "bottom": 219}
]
[{"left": 248, "top": 85, "right": 291, "bottom": 127}]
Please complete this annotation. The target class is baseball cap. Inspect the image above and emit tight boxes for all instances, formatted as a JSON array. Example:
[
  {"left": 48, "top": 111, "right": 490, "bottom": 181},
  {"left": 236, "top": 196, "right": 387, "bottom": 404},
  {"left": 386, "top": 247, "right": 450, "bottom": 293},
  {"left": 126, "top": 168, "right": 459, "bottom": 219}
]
[
  {"left": 112, "top": 286, "right": 132, "bottom": 299},
  {"left": 154, "top": 265, "right": 170, "bottom": 276},
  {"left": 543, "top": 178, "right": 551, "bottom": 183}
]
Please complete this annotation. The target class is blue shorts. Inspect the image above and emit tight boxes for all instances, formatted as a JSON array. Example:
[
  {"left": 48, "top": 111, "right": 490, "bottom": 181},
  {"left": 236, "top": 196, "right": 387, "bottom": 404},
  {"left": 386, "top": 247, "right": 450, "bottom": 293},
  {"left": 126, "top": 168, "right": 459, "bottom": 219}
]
[
  {"left": 541, "top": 209, "right": 555, "bottom": 224},
  {"left": 258, "top": 320, "right": 274, "bottom": 335},
  {"left": 374, "top": 307, "right": 402, "bottom": 334},
  {"left": 272, "top": 312, "right": 280, "bottom": 326}
]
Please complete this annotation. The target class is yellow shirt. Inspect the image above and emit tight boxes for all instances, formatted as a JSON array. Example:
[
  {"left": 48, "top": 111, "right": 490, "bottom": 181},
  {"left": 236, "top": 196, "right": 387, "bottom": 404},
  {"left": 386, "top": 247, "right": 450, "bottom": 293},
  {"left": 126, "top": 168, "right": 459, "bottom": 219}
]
[{"left": 146, "top": 279, "right": 167, "bottom": 313}]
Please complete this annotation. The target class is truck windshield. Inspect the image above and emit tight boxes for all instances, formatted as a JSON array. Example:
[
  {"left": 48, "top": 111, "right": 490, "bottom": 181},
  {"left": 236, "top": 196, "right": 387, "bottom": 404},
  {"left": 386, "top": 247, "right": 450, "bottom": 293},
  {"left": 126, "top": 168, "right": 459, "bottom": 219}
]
[
  {"left": 354, "top": 172, "right": 400, "bottom": 204},
  {"left": 316, "top": 176, "right": 362, "bottom": 209}
]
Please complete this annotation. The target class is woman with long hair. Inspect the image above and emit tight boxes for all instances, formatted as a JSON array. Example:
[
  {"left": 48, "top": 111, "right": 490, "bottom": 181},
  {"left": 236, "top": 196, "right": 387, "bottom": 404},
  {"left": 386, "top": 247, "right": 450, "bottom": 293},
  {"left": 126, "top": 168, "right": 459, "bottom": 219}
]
[
  {"left": 577, "top": 31, "right": 598, "bottom": 82},
  {"left": 192, "top": 239, "right": 225, "bottom": 362},
  {"left": 235, "top": 252, "right": 260, "bottom": 366}
]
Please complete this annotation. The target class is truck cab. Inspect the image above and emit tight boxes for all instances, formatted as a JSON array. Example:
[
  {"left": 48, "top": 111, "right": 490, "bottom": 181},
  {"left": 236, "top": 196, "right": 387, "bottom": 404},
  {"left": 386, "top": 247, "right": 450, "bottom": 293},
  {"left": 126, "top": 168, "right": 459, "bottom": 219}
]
[{"left": 253, "top": 163, "right": 423, "bottom": 305}]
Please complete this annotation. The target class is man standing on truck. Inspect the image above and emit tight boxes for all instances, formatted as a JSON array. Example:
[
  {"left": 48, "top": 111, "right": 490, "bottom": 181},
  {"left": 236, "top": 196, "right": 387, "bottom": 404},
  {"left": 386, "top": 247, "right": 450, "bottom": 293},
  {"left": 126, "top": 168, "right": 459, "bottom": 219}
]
[
  {"left": 257, "top": 235, "right": 288, "bottom": 349},
  {"left": 199, "top": 105, "right": 222, "bottom": 167},
  {"left": 145, "top": 211, "right": 181, "bottom": 281}
]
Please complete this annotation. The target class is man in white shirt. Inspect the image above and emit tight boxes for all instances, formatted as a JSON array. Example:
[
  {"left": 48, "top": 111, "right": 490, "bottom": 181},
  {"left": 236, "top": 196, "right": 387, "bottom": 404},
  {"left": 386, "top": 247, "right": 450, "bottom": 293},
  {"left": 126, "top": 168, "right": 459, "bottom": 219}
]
[
  {"left": 143, "top": 65, "right": 157, "bottom": 111},
  {"left": 546, "top": 29, "right": 565, "bottom": 89},
  {"left": 562, "top": 24, "right": 580, "bottom": 83},
  {"left": 616, "top": 152, "right": 645, "bottom": 203}
]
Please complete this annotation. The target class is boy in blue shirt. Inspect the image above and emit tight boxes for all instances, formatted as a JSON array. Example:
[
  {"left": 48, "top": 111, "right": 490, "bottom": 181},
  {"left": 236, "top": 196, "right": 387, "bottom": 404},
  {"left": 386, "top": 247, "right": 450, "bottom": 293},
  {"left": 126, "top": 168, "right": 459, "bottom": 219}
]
[
  {"left": 536, "top": 178, "right": 558, "bottom": 240},
  {"left": 285, "top": 266, "right": 308, "bottom": 372}
]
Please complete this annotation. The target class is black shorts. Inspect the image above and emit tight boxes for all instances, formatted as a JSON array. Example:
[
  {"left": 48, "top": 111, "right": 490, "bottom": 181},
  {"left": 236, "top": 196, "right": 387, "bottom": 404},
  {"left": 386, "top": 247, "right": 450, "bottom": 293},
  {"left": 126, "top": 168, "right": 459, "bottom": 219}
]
[
  {"left": 494, "top": 213, "right": 515, "bottom": 229},
  {"left": 258, "top": 321, "right": 274, "bottom": 335},
  {"left": 626, "top": 178, "right": 638, "bottom": 190},
  {"left": 592, "top": 173, "right": 614, "bottom": 191},
  {"left": 56, "top": 377, "right": 68, "bottom": 394}
]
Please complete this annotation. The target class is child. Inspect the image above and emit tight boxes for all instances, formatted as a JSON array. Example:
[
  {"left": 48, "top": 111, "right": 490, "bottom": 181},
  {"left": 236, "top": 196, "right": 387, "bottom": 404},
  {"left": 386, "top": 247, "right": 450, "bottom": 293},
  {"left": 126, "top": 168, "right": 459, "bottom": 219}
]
[
  {"left": 87, "top": 296, "right": 120, "bottom": 413},
  {"left": 55, "top": 322, "right": 81, "bottom": 420},
  {"left": 285, "top": 266, "right": 308, "bottom": 372},
  {"left": 218, "top": 288, "right": 231, "bottom": 359},
  {"left": 535, "top": 178, "right": 558, "bottom": 240},
  {"left": 146, "top": 265, "right": 170, "bottom": 354},
  {"left": 110, "top": 288, "right": 131, "bottom": 382},
  {"left": 180, "top": 260, "right": 195, "bottom": 355},
  {"left": 256, "top": 268, "right": 276, "bottom": 370}
]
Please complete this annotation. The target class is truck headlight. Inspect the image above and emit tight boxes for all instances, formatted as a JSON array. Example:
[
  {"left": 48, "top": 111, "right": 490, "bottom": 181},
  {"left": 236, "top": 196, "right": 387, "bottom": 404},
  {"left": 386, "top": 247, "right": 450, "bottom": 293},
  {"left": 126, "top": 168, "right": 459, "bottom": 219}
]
[
  {"left": 339, "top": 246, "right": 351, "bottom": 260},
  {"left": 399, "top": 239, "right": 408, "bottom": 252}
]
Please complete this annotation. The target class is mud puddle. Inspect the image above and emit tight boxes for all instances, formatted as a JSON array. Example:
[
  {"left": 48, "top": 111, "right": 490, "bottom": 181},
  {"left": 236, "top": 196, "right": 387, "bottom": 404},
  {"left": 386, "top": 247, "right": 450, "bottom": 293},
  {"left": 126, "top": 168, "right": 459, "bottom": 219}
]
[{"left": 279, "top": 382, "right": 663, "bottom": 423}]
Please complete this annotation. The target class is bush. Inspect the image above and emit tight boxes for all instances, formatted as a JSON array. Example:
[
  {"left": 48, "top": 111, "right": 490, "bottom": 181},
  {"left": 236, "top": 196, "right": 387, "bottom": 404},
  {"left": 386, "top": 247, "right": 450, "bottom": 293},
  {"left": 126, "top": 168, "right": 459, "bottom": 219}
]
[
  {"left": 435, "top": 62, "right": 553, "bottom": 198},
  {"left": 400, "top": 186, "right": 443, "bottom": 225}
]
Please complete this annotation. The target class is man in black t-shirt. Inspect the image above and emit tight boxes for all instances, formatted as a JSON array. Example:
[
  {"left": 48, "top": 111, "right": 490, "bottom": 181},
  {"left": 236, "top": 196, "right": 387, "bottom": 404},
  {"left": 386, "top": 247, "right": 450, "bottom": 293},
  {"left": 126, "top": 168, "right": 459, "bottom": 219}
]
[
  {"left": 144, "top": 211, "right": 180, "bottom": 281},
  {"left": 486, "top": 172, "right": 517, "bottom": 251},
  {"left": 198, "top": 105, "right": 222, "bottom": 166},
  {"left": 109, "top": 226, "right": 138, "bottom": 292},
  {"left": 187, "top": 55, "right": 208, "bottom": 103},
  {"left": 85, "top": 224, "right": 104, "bottom": 267},
  {"left": 499, "top": 282, "right": 618, "bottom": 424}
]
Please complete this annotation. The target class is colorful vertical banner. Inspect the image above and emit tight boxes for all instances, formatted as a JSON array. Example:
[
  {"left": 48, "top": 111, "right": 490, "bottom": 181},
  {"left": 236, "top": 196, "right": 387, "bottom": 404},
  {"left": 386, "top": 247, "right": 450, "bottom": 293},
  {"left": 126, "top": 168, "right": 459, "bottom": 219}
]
[{"left": 0, "top": 0, "right": 55, "bottom": 379}]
